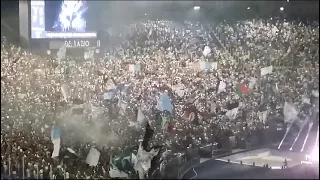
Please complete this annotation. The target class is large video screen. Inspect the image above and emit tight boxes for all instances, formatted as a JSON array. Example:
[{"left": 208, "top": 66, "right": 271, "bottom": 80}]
[{"left": 31, "top": 0, "right": 98, "bottom": 39}]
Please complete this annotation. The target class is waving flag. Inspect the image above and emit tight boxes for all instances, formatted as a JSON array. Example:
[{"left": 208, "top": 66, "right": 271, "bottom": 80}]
[
  {"left": 118, "top": 98, "right": 128, "bottom": 115},
  {"left": 84, "top": 50, "right": 94, "bottom": 60},
  {"left": 58, "top": 148, "right": 79, "bottom": 162},
  {"left": 248, "top": 77, "right": 257, "bottom": 90},
  {"left": 218, "top": 81, "right": 226, "bottom": 93},
  {"left": 284, "top": 102, "right": 299, "bottom": 123},
  {"left": 129, "top": 108, "right": 147, "bottom": 128},
  {"left": 51, "top": 126, "right": 61, "bottom": 158},
  {"left": 129, "top": 64, "right": 141, "bottom": 74},
  {"left": 109, "top": 152, "right": 136, "bottom": 178},
  {"left": 203, "top": 46, "right": 211, "bottom": 56},
  {"left": 235, "top": 83, "right": 250, "bottom": 96},
  {"left": 261, "top": 66, "right": 273, "bottom": 76},
  {"left": 301, "top": 95, "right": 310, "bottom": 104},
  {"left": 61, "top": 83, "right": 69, "bottom": 102},
  {"left": 57, "top": 44, "right": 66, "bottom": 62},
  {"left": 105, "top": 78, "right": 116, "bottom": 90},
  {"left": 171, "top": 83, "right": 186, "bottom": 97},
  {"left": 86, "top": 147, "right": 100, "bottom": 166},
  {"left": 133, "top": 122, "right": 157, "bottom": 179},
  {"left": 199, "top": 61, "right": 216, "bottom": 72},
  {"left": 226, "top": 108, "right": 238, "bottom": 120},
  {"left": 225, "top": 102, "right": 239, "bottom": 120},
  {"left": 312, "top": 90, "right": 319, "bottom": 98},
  {"left": 148, "top": 145, "right": 163, "bottom": 177},
  {"left": 137, "top": 108, "right": 147, "bottom": 126},
  {"left": 104, "top": 83, "right": 125, "bottom": 100},
  {"left": 258, "top": 111, "right": 268, "bottom": 123},
  {"left": 155, "top": 112, "right": 172, "bottom": 130},
  {"left": 156, "top": 93, "right": 173, "bottom": 113},
  {"left": 103, "top": 91, "right": 116, "bottom": 100}
]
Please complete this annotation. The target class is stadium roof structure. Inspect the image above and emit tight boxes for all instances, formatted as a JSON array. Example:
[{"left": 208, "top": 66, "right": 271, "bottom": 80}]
[{"left": 113, "top": 1, "right": 319, "bottom": 20}]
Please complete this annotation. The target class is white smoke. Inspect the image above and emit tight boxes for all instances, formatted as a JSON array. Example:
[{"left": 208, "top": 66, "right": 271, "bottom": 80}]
[{"left": 59, "top": 104, "right": 120, "bottom": 148}]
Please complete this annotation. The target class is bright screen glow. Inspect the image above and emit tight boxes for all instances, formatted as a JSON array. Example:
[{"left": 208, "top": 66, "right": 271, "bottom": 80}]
[
  {"left": 30, "top": 0, "right": 97, "bottom": 39},
  {"left": 311, "top": 147, "right": 319, "bottom": 162}
]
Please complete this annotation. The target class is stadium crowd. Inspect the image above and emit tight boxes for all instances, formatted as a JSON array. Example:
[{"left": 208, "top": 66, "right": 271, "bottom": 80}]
[{"left": 1, "top": 18, "right": 319, "bottom": 179}]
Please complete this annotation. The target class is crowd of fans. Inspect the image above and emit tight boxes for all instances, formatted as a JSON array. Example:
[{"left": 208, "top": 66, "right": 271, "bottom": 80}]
[{"left": 1, "top": 18, "right": 319, "bottom": 179}]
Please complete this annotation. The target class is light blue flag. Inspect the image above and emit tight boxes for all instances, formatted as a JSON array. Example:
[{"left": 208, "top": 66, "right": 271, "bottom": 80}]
[
  {"left": 51, "top": 126, "right": 61, "bottom": 141},
  {"left": 104, "top": 84, "right": 126, "bottom": 100},
  {"left": 157, "top": 93, "right": 173, "bottom": 113},
  {"left": 203, "top": 62, "right": 213, "bottom": 72},
  {"left": 51, "top": 126, "right": 61, "bottom": 158},
  {"left": 115, "top": 84, "right": 125, "bottom": 95},
  {"left": 134, "top": 64, "right": 141, "bottom": 73},
  {"left": 104, "top": 91, "right": 116, "bottom": 100}
]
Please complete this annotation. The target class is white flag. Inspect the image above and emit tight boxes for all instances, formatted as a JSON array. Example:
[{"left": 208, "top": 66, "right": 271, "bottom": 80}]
[
  {"left": 218, "top": 81, "right": 226, "bottom": 93},
  {"left": 51, "top": 127, "right": 61, "bottom": 158},
  {"left": 61, "top": 83, "right": 69, "bottom": 102},
  {"left": 261, "top": 66, "right": 273, "bottom": 76},
  {"left": 134, "top": 145, "right": 159, "bottom": 178},
  {"left": 57, "top": 44, "right": 66, "bottom": 62},
  {"left": 86, "top": 147, "right": 100, "bottom": 166},
  {"left": 211, "top": 62, "right": 218, "bottom": 70},
  {"left": 105, "top": 79, "right": 116, "bottom": 90},
  {"left": 225, "top": 108, "right": 238, "bottom": 120},
  {"left": 137, "top": 108, "right": 147, "bottom": 125},
  {"left": 118, "top": 99, "right": 128, "bottom": 115},
  {"left": 131, "top": 153, "right": 137, "bottom": 168},
  {"left": 199, "top": 61, "right": 213, "bottom": 72},
  {"left": 35, "top": 69, "right": 46, "bottom": 76},
  {"left": 203, "top": 46, "right": 211, "bottom": 56},
  {"left": 51, "top": 140, "right": 61, "bottom": 158},
  {"left": 109, "top": 167, "right": 129, "bottom": 178},
  {"left": 67, "top": 148, "right": 78, "bottom": 156},
  {"left": 248, "top": 77, "right": 257, "bottom": 90},
  {"left": 129, "top": 121, "right": 140, "bottom": 129},
  {"left": 258, "top": 111, "right": 268, "bottom": 123},
  {"left": 172, "top": 83, "right": 185, "bottom": 97},
  {"left": 302, "top": 95, "right": 310, "bottom": 104},
  {"left": 271, "top": 26, "right": 279, "bottom": 35},
  {"left": 161, "top": 116, "right": 169, "bottom": 130},
  {"left": 283, "top": 102, "right": 298, "bottom": 123},
  {"left": 84, "top": 50, "right": 94, "bottom": 60},
  {"left": 312, "top": 90, "right": 319, "bottom": 98},
  {"left": 129, "top": 64, "right": 141, "bottom": 74}
]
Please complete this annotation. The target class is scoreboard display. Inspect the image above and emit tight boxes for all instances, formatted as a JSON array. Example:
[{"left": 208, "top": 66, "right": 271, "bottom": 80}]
[{"left": 30, "top": 0, "right": 99, "bottom": 39}]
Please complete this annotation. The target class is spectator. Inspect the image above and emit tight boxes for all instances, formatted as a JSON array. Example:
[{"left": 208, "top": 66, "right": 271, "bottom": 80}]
[{"left": 1, "top": 18, "right": 319, "bottom": 179}]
